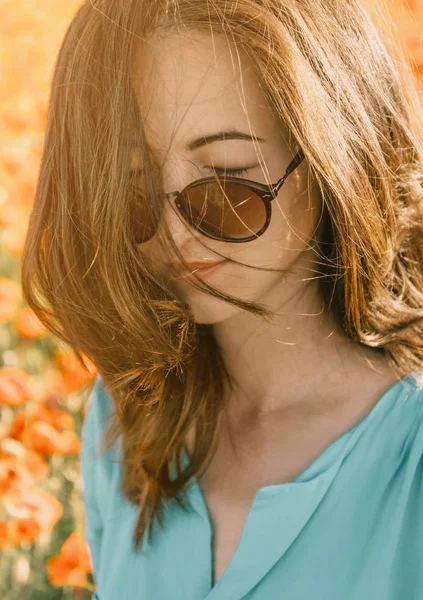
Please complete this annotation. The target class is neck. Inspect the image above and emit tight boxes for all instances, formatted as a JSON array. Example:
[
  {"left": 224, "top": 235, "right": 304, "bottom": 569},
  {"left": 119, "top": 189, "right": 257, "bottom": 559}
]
[{"left": 212, "top": 276, "right": 394, "bottom": 422}]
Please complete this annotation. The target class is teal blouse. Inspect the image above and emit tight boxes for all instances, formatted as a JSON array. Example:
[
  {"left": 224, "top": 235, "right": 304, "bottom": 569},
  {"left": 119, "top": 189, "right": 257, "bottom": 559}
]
[{"left": 80, "top": 371, "right": 423, "bottom": 599}]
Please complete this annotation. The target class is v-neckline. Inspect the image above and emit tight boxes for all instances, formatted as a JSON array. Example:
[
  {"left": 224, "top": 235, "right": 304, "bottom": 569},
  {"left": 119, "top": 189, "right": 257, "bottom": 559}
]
[
  {"left": 182, "top": 373, "right": 418, "bottom": 510},
  {"left": 175, "top": 372, "right": 419, "bottom": 598}
]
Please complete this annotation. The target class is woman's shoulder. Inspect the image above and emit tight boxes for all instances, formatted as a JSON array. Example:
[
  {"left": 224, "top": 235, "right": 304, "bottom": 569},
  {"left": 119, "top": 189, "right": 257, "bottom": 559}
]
[
  {"left": 405, "top": 371, "right": 423, "bottom": 452},
  {"left": 81, "top": 374, "right": 120, "bottom": 466},
  {"left": 383, "top": 371, "right": 423, "bottom": 483},
  {"left": 85, "top": 374, "right": 115, "bottom": 427}
]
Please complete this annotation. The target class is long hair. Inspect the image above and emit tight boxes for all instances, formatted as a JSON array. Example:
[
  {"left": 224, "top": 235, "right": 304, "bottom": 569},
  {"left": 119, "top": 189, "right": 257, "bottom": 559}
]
[{"left": 20, "top": 0, "right": 423, "bottom": 552}]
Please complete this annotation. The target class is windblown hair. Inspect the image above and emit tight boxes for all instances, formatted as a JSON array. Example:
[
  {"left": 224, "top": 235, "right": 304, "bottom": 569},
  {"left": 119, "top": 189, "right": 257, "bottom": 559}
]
[{"left": 21, "top": 0, "right": 423, "bottom": 552}]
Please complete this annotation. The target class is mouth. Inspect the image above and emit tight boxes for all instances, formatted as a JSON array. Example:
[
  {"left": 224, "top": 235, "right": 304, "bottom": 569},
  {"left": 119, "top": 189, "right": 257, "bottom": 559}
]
[{"left": 167, "top": 260, "right": 227, "bottom": 282}]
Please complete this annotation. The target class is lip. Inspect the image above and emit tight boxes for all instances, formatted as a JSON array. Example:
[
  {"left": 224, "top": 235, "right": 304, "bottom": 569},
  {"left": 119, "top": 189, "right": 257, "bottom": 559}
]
[{"left": 167, "top": 260, "right": 226, "bottom": 282}]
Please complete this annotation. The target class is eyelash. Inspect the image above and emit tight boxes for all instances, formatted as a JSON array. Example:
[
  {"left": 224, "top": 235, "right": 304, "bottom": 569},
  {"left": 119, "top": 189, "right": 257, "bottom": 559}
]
[
  {"left": 129, "top": 167, "right": 250, "bottom": 178},
  {"left": 128, "top": 166, "right": 252, "bottom": 188},
  {"left": 205, "top": 167, "right": 250, "bottom": 178}
]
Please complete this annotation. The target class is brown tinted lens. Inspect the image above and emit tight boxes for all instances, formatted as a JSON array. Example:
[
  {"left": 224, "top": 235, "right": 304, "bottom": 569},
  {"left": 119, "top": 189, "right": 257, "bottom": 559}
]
[
  {"left": 183, "top": 180, "right": 267, "bottom": 240},
  {"left": 130, "top": 186, "right": 163, "bottom": 243}
]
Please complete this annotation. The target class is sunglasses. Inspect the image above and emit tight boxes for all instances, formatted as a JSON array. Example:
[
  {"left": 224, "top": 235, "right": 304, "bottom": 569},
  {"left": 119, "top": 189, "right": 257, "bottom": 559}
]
[{"left": 132, "top": 148, "right": 305, "bottom": 244}]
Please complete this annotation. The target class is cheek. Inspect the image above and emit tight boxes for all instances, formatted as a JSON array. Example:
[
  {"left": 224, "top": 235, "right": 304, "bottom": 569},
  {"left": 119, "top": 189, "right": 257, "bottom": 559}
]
[{"left": 266, "top": 180, "right": 322, "bottom": 257}]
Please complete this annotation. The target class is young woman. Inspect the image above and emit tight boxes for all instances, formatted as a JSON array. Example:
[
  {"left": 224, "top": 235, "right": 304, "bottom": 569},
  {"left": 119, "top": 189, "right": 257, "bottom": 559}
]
[{"left": 21, "top": 0, "right": 423, "bottom": 598}]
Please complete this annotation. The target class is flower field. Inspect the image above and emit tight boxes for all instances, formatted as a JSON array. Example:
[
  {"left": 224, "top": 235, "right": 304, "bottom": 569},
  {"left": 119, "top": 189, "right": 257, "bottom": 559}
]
[{"left": 0, "top": 1, "right": 422, "bottom": 598}]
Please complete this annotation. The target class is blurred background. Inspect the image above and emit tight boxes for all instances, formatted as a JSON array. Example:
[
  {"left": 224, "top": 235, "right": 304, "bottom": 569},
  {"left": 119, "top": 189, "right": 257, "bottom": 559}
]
[{"left": 0, "top": 1, "right": 422, "bottom": 598}]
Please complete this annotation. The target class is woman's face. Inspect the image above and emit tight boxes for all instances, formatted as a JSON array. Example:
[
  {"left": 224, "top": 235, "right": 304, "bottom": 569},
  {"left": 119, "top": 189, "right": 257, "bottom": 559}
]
[{"left": 132, "top": 30, "right": 324, "bottom": 325}]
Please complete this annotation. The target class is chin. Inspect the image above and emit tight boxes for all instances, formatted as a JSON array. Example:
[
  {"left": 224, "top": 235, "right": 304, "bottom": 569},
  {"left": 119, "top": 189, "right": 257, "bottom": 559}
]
[{"left": 185, "top": 291, "right": 243, "bottom": 325}]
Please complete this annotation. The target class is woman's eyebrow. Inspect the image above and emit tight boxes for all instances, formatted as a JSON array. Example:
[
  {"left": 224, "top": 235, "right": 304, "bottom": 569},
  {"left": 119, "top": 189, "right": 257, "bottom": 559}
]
[{"left": 186, "top": 130, "right": 267, "bottom": 151}]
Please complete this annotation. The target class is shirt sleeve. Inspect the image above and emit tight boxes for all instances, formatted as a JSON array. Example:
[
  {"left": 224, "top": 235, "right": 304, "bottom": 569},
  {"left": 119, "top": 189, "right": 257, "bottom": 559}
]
[{"left": 80, "top": 374, "right": 106, "bottom": 585}]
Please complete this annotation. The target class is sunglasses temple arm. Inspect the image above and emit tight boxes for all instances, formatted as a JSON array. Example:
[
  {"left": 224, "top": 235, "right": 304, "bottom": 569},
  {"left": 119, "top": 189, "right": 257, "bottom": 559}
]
[
  {"left": 271, "top": 149, "right": 305, "bottom": 196},
  {"left": 287, "top": 149, "right": 305, "bottom": 174}
]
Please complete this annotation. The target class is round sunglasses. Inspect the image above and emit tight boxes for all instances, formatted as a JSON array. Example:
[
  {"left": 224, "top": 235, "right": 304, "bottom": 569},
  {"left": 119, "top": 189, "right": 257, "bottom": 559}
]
[{"left": 133, "top": 148, "right": 305, "bottom": 244}]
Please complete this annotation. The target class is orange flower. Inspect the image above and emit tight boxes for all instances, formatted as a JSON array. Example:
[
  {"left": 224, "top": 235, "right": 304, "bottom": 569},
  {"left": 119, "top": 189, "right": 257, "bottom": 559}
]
[
  {"left": 27, "top": 421, "right": 81, "bottom": 455},
  {"left": 5, "top": 486, "right": 64, "bottom": 534},
  {"left": 22, "top": 448, "right": 49, "bottom": 480},
  {"left": 6, "top": 399, "right": 80, "bottom": 455},
  {"left": 411, "top": 61, "right": 423, "bottom": 77},
  {"left": 2, "top": 216, "right": 31, "bottom": 257},
  {"left": 47, "top": 531, "right": 92, "bottom": 588},
  {"left": 0, "top": 440, "right": 48, "bottom": 496},
  {"left": 406, "top": 37, "right": 423, "bottom": 51},
  {"left": 6, "top": 412, "right": 27, "bottom": 443},
  {"left": 33, "top": 403, "right": 75, "bottom": 431},
  {"left": 54, "top": 349, "right": 97, "bottom": 394},
  {"left": 33, "top": 366, "right": 67, "bottom": 403},
  {"left": 16, "top": 305, "right": 47, "bottom": 339},
  {"left": 0, "top": 456, "right": 47, "bottom": 496},
  {"left": 7, "top": 517, "right": 41, "bottom": 546},
  {"left": 405, "top": 0, "right": 423, "bottom": 13},
  {"left": 0, "top": 454, "right": 20, "bottom": 496},
  {"left": 0, "top": 367, "right": 31, "bottom": 406},
  {"left": 0, "top": 520, "right": 10, "bottom": 550},
  {"left": 0, "top": 277, "right": 22, "bottom": 323}
]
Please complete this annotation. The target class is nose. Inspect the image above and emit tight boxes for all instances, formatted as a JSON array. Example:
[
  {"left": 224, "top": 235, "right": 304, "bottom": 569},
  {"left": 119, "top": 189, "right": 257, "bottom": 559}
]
[
  {"left": 158, "top": 194, "right": 199, "bottom": 248},
  {"left": 157, "top": 159, "right": 204, "bottom": 246},
  {"left": 138, "top": 158, "right": 210, "bottom": 256}
]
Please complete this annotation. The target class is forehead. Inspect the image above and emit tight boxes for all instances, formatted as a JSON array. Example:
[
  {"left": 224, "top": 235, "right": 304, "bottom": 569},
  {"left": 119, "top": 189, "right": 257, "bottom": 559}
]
[{"left": 131, "top": 30, "right": 281, "bottom": 156}]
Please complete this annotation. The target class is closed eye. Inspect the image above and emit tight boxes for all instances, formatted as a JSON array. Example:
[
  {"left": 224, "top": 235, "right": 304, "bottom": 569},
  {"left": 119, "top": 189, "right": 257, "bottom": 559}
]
[{"left": 204, "top": 166, "right": 253, "bottom": 178}]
